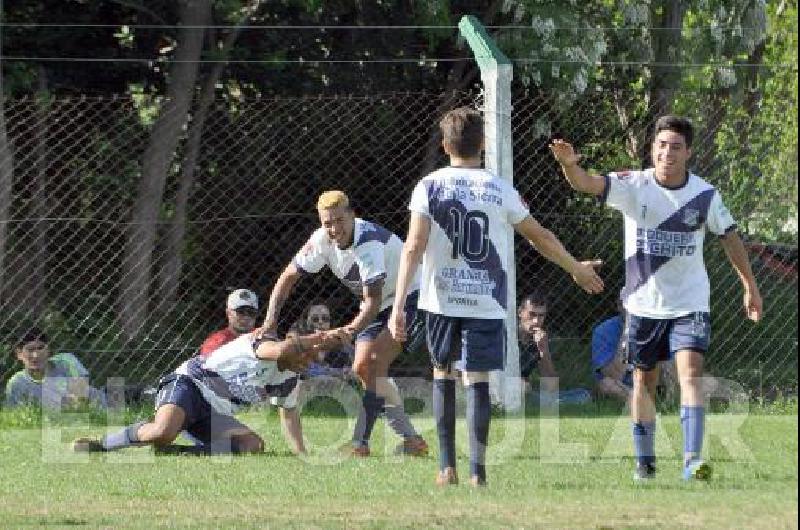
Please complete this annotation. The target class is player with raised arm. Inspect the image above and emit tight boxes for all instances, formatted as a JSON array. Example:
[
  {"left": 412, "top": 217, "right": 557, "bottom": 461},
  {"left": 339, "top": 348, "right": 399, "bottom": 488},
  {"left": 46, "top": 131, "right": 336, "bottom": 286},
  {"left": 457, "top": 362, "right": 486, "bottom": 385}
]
[
  {"left": 261, "top": 191, "right": 428, "bottom": 457},
  {"left": 73, "top": 329, "right": 347, "bottom": 455},
  {"left": 550, "top": 115, "right": 763, "bottom": 481},
  {"left": 389, "top": 107, "right": 604, "bottom": 487}
]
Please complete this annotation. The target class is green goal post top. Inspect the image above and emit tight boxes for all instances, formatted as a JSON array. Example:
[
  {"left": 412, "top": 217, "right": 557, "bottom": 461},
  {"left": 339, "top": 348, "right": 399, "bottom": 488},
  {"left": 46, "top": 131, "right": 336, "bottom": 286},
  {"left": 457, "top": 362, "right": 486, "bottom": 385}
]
[{"left": 458, "top": 15, "right": 511, "bottom": 68}]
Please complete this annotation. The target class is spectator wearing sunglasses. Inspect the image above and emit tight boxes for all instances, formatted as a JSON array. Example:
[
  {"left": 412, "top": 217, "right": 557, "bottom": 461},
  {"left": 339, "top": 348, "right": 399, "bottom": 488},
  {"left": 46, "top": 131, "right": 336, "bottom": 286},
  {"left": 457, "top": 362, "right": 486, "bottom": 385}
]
[
  {"left": 301, "top": 302, "right": 354, "bottom": 378},
  {"left": 199, "top": 289, "right": 260, "bottom": 358}
]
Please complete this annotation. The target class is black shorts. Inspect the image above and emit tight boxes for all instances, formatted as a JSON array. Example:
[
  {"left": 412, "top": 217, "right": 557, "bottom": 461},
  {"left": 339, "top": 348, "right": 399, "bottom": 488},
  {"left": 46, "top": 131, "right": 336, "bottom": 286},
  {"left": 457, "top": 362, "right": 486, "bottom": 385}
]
[
  {"left": 425, "top": 313, "right": 505, "bottom": 372},
  {"left": 626, "top": 312, "right": 711, "bottom": 371},
  {"left": 154, "top": 373, "right": 247, "bottom": 445}
]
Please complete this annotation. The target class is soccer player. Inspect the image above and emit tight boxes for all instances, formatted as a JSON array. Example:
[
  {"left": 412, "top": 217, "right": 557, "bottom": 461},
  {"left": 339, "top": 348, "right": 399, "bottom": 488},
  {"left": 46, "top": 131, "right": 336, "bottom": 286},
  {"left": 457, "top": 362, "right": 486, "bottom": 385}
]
[
  {"left": 389, "top": 107, "right": 604, "bottom": 487},
  {"left": 73, "top": 329, "right": 346, "bottom": 455},
  {"left": 550, "top": 115, "right": 763, "bottom": 481},
  {"left": 198, "top": 288, "right": 260, "bottom": 357},
  {"left": 261, "top": 191, "right": 428, "bottom": 457}
]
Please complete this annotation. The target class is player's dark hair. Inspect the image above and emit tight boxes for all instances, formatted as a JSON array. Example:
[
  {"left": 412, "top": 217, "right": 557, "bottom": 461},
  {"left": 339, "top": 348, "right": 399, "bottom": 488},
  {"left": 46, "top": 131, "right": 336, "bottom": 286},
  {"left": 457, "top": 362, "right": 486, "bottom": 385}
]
[
  {"left": 654, "top": 115, "right": 694, "bottom": 147},
  {"left": 16, "top": 326, "right": 48, "bottom": 348},
  {"left": 439, "top": 107, "right": 484, "bottom": 158},
  {"left": 519, "top": 289, "right": 548, "bottom": 309}
]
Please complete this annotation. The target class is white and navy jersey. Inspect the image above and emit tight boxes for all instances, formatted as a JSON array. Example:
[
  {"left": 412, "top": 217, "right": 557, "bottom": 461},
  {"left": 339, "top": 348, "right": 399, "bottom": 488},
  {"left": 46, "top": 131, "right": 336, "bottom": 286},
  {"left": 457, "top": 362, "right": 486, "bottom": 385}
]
[
  {"left": 602, "top": 168, "right": 736, "bottom": 319},
  {"left": 174, "top": 333, "right": 299, "bottom": 415},
  {"left": 293, "top": 218, "right": 419, "bottom": 311},
  {"left": 409, "top": 167, "right": 530, "bottom": 318}
]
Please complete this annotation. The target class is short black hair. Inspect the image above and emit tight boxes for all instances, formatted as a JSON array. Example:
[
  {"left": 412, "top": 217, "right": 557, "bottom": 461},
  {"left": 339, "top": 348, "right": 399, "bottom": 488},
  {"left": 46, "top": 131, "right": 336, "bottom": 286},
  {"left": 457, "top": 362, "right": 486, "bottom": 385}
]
[
  {"left": 654, "top": 115, "right": 694, "bottom": 147},
  {"left": 519, "top": 290, "right": 548, "bottom": 309},
  {"left": 17, "top": 327, "right": 48, "bottom": 348}
]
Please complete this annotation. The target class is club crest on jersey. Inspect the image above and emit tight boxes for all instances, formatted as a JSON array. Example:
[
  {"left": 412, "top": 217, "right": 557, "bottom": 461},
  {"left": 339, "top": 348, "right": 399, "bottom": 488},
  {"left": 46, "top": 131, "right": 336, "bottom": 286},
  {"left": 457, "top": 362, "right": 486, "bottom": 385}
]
[{"left": 683, "top": 208, "right": 700, "bottom": 227}]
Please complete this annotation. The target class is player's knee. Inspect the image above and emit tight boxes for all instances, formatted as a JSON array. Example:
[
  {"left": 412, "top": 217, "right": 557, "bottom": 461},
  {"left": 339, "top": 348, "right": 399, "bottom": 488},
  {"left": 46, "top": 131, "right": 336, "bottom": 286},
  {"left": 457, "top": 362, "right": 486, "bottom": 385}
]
[
  {"left": 148, "top": 423, "right": 180, "bottom": 446},
  {"left": 352, "top": 357, "right": 373, "bottom": 385}
]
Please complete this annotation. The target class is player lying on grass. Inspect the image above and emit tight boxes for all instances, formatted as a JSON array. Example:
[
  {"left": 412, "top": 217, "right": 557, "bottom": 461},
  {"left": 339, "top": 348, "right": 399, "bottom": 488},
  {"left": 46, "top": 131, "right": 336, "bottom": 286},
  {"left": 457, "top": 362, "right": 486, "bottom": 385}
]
[{"left": 73, "top": 328, "right": 349, "bottom": 455}]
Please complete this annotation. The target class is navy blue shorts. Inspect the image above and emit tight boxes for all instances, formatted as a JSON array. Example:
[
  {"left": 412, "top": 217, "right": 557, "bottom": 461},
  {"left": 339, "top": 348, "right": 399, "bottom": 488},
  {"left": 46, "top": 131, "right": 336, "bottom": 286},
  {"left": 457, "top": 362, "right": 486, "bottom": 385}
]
[
  {"left": 626, "top": 312, "right": 711, "bottom": 371},
  {"left": 425, "top": 313, "right": 506, "bottom": 372},
  {"left": 154, "top": 373, "right": 245, "bottom": 445},
  {"left": 356, "top": 290, "right": 421, "bottom": 348}
]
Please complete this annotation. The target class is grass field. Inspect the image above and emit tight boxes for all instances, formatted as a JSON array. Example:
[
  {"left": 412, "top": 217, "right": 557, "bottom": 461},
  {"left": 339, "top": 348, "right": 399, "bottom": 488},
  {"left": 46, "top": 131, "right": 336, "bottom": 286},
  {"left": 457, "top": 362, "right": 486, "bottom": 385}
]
[{"left": 0, "top": 400, "right": 796, "bottom": 529}]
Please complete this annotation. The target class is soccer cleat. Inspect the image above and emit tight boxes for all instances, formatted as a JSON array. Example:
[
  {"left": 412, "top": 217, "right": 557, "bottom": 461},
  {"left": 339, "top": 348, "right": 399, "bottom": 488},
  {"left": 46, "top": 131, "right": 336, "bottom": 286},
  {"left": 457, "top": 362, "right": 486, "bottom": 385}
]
[
  {"left": 394, "top": 436, "right": 429, "bottom": 457},
  {"left": 435, "top": 467, "right": 459, "bottom": 486},
  {"left": 72, "top": 437, "right": 106, "bottom": 453},
  {"left": 633, "top": 462, "right": 657, "bottom": 481},
  {"left": 683, "top": 459, "right": 712, "bottom": 481},
  {"left": 469, "top": 475, "right": 487, "bottom": 487},
  {"left": 351, "top": 444, "right": 370, "bottom": 457}
]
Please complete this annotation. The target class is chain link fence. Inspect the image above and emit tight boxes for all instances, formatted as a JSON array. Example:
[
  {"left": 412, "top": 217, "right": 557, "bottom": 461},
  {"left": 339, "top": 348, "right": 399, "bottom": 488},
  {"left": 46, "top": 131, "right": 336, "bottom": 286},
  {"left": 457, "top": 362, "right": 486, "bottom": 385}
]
[{"left": 0, "top": 88, "right": 796, "bottom": 399}]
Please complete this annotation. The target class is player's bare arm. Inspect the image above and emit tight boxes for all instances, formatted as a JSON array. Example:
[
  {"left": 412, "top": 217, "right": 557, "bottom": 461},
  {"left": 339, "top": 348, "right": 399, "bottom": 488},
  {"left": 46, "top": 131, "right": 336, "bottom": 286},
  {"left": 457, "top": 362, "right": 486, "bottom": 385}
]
[
  {"left": 255, "top": 331, "right": 345, "bottom": 372},
  {"left": 263, "top": 263, "right": 303, "bottom": 331},
  {"left": 389, "top": 213, "right": 431, "bottom": 342},
  {"left": 549, "top": 139, "right": 606, "bottom": 196},
  {"left": 514, "top": 216, "right": 604, "bottom": 295},
  {"left": 341, "top": 279, "right": 384, "bottom": 338},
  {"left": 719, "top": 231, "right": 764, "bottom": 322}
]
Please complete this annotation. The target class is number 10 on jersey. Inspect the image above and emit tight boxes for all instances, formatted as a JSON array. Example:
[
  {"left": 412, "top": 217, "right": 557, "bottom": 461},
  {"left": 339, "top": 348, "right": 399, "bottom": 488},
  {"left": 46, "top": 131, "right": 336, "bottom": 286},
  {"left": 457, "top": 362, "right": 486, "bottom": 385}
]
[{"left": 449, "top": 208, "right": 490, "bottom": 262}]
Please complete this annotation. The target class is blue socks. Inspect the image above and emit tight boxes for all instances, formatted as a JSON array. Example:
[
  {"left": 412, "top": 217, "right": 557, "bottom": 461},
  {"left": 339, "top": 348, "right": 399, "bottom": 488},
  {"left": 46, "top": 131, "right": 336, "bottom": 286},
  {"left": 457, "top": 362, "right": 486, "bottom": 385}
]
[
  {"left": 632, "top": 420, "right": 656, "bottom": 467},
  {"left": 681, "top": 406, "right": 705, "bottom": 463},
  {"left": 466, "top": 382, "right": 491, "bottom": 482},
  {"left": 433, "top": 379, "right": 456, "bottom": 471},
  {"left": 101, "top": 421, "right": 146, "bottom": 451},
  {"left": 358, "top": 390, "right": 384, "bottom": 446}
]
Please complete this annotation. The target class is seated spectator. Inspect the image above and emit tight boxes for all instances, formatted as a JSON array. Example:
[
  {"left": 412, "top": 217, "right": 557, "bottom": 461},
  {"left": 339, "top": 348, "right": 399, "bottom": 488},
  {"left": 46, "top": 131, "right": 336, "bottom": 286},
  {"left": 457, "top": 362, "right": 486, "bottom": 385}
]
[
  {"left": 591, "top": 300, "right": 633, "bottom": 402},
  {"left": 518, "top": 292, "right": 592, "bottom": 405},
  {"left": 4, "top": 327, "right": 106, "bottom": 409},
  {"left": 199, "top": 288, "right": 259, "bottom": 357},
  {"left": 300, "top": 302, "right": 353, "bottom": 378},
  {"left": 517, "top": 291, "right": 558, "bottom": 392}
]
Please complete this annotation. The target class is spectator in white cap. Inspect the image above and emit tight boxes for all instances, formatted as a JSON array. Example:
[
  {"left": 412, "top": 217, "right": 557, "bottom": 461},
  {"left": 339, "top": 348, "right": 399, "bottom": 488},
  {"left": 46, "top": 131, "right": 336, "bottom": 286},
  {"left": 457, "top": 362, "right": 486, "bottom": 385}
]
[{"left": 199, "top": 288, "right": 259, "bottom": 358}]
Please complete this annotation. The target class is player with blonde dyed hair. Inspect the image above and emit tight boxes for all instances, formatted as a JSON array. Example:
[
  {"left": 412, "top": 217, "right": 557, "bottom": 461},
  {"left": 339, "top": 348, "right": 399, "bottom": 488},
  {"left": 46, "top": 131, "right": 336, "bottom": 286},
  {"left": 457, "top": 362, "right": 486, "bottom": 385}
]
[
  {"left": 261, "top": 190, "right": 428, "bottom": 457},
  {"left": 317, "top": 189, "right": 349, "bottom": 210}
]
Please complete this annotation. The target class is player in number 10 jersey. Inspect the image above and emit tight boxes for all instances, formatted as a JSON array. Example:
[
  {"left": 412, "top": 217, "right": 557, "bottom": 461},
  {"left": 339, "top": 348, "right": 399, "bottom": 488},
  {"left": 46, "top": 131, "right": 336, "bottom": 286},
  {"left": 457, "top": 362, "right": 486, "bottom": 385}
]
[{"left": 390, "top": 107, "right": 604, "bottom": 487}]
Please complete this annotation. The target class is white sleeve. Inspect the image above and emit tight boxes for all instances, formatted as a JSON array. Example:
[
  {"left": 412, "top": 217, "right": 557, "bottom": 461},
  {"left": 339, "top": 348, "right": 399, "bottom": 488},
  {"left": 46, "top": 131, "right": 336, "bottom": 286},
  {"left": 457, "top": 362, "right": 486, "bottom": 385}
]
[
  {"left": 292, "top": 231, "right": 328, "bottom": 274},
  {"left": 601, "top": 171, "right": 637, "bottom": 215},
  {"left": 355, "top": 241, "right": 387, "bottom": 285},
  {"left": 506, "top": 185, "right": 530, "bottom": 224},
  {"left": 706, "top": 191, "right": 737, "bottom": 235},
  {"left": 408, "top": 181, "right": 430, "bottom": 218}
]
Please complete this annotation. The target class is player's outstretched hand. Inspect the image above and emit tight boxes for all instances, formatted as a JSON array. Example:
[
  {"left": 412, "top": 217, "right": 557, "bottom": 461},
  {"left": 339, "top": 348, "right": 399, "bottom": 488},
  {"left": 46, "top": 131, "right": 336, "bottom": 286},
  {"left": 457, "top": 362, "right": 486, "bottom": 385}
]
[
  {"left": 571, "top": 259, "right": 604, "bottom": 294},
  {"left": 744, "top": 288, "right": 763, "bottom": 322},
  {"left": 388, "top": 310, "right": 406, "bottom": 343},
  {"left": 549, "top": 139, "right": 582, "bottom": 167},
  {"left": 277, "top": 338, "right": 317, "bottom": 372},
  {"left": 318, "top": 328, "right": 353, "bottom": 350}
]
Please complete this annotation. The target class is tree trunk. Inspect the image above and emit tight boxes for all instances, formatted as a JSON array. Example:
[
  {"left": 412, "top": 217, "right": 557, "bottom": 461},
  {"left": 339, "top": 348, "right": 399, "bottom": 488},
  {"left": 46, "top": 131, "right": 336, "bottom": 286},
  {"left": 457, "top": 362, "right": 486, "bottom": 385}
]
[
  {"left": 160, "top": 0, "right": 263, "bottom": 304},
  {"left": 25, "top": 66, "right": 49, "bottom": 317},
  {"left": 0, "top": 98, "right": 13, "bottom": 305},
  {"left": 641, "top": 0, "right": 687, "bottom": 167},
  {"left": 117, "top": 0, "right": 211, "bottom": 340}
]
